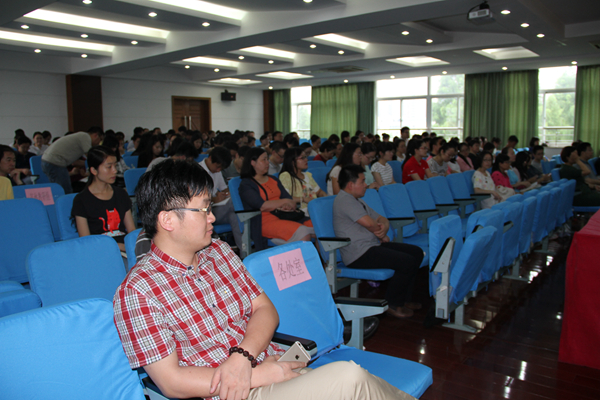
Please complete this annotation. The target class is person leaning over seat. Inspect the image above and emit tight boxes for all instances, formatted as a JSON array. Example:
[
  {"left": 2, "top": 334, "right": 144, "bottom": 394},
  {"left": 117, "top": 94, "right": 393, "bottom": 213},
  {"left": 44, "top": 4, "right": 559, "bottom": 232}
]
[{"left": 113, "top": 159, "right": 415, "bottom": 400}]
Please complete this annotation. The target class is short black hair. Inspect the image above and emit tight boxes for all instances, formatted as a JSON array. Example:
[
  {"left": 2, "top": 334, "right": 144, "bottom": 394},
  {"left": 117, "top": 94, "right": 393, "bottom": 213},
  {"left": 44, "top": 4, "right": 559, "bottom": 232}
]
[
  {"left": 338, "top": 164, "right": 365, "bottom": 190},
  {"left": 561, "top": 146, "right": 576, "bottom": 163},
  {"left": 311, "top": 135, "right": 321, "bottom": 144},
  {"left": 577, "top": 142, "right": 592, "bottom": 155},
  {"left": 208, "top": 146, "right": 232, "bottom": 169},
  {"left": 223, "top": 141, "right": 240, "bottom": 152},
  {"left": 238, "top": 145, "right": 251, "bottom": 158},
  {"left": 0, "top": 145, "right": 16, "bottom": 161},
  {"left": 270, "top": 141, "right": 286, "bottom": 154},
  {"left": 17, "top": 136, "right": 32, "bottom": 146},
  {"left": 319, "top": 140, "right": 336, "bottom": 153},
  {"left": 136, "top": 159, "right": 213, "bottom": 238},
  {"left": 508, "top": 135, "right": 519, "bottom": 144},
  {"left": 328, "top": 134, "right": 340, "bottom": 143},
  {"left": 532, "top": 145, "right": 544, "bottom": 154},
  {"left": 171, "top": 141, "right": 197, "bottom": 159}
]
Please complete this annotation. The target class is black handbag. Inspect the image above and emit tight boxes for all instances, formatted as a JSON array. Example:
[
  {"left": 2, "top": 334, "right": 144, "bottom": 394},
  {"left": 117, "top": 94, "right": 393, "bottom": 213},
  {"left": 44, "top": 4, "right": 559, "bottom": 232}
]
[{"left": 253, "top": 178, "right": 306, "bottom": 222}]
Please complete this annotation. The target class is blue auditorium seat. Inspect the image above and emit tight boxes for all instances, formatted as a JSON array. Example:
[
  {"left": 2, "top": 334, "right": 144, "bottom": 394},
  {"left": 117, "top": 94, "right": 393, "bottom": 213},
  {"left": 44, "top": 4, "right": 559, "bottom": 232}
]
[
  {"left": 12, "top": 182, "right": 65, "bottom": 241},
  {"left": 55, "top": 193, "right": 79, "bottom": 241}
]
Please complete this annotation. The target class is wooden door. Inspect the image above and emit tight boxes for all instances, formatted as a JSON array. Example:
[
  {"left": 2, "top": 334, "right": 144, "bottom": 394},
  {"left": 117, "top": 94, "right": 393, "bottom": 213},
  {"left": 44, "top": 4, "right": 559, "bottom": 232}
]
[{"left": 172, "top": 96, "right": 211, "bottom": 132}]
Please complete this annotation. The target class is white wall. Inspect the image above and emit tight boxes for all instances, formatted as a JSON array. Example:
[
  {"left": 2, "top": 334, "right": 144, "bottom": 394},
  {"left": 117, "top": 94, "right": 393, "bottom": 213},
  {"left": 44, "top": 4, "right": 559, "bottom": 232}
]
[
  {"left": 102, "top": 78, "right": 264, "bottom": 138},
  {"left": 0, "top": 70, "right": 68, "bottom": 145}
]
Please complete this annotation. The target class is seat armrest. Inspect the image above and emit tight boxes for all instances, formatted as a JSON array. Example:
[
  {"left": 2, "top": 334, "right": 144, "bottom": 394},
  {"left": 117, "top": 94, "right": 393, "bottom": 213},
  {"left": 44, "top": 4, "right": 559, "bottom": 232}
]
[
  {"left": 335, "top": 297, "right": 388, "bottom": 320},
  {"left": 471, "top": 194, "right": 491, "bottom": 200},
  {"left": 336, "top": 297, "right": 388, "bottom": 307},
  {"left": 389, "top": 217, "right": 416, "bottom": 230},
  {"left": 272, "top": 332, "right": 317, "bottom": 356},
  {"left": 318, "top": 237, "right": 351, "bottom": 252},
  {"left": 503, "top": 221, "right": 514, "bottom": 233},
  {"left": 234, "top": 209, "right": 261, "bottom": 222},
  {"left": 454, "top": 198, "right": 476, "bottom": 205},
  {"left": 414, "top": 209, "right": 439, "bottom": 220}
]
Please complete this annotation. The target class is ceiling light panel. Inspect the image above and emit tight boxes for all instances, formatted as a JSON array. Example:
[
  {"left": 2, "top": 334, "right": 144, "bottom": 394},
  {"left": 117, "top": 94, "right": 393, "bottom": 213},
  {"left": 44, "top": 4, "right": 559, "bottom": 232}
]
[
  {"left": 473, "top": 46, "right": 539, "bottom": 60},
  {"left": 310, "top": 33, "right": 369, "bottom": 51},
  {"left": 255, "top": 71, "right": 313, "bottom": 80},
  {"left": 115, "top": 0, "right": 245, "bottom": 25},
  {"left": 180, "top": 56, "right": 239, "bottom": 68},
  {"left": 0, "top": 29, "right": 114, "bottom": 55},
  {"left": 208, "top": 78, "right": 261, "bottom": 85},
  {"left": 386, "top": 56, "right": 449, "bottom": 67},
  {"left": 235, "top": 46, "right": 296, "bottom": 61},
  {"left": 20, "top": 9, "right": 169, "bottom": 42}
]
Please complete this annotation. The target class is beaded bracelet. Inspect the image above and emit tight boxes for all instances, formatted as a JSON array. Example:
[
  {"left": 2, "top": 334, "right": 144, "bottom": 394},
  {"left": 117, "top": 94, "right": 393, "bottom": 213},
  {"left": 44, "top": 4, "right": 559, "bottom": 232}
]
[{"left": 229, "top": 346, "right": 258, "bottom": 368}]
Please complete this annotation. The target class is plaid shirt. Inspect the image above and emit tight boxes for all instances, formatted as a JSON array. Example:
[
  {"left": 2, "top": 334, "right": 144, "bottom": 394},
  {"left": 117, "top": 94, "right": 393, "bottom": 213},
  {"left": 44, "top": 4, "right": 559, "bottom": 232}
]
[{"left": 113, "top": 239, "right": 283, "bottom": 370}]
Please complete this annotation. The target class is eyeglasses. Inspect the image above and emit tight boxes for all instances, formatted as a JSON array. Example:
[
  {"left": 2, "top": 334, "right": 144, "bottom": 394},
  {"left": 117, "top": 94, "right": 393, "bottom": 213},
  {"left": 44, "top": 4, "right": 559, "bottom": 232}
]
[
  {"left": 166, "top": 203, "right": 213, "bottom": 215},
  {"left": 297, "top": 155, "right": 308, "bottom": 160}
]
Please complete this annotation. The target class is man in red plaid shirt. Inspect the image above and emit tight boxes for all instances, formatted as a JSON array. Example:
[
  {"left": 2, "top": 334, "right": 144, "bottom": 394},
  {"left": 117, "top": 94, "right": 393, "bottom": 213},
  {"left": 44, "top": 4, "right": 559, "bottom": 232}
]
[{"left": 113, "top": 159, "right": 413, "bottom": 400}]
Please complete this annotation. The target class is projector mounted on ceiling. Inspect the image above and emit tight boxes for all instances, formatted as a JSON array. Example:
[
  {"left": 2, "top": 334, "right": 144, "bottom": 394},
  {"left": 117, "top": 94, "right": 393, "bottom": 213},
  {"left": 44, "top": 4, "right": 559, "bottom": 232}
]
[{"left": 468, "top": 1, "right": 495, "bottom": 25}]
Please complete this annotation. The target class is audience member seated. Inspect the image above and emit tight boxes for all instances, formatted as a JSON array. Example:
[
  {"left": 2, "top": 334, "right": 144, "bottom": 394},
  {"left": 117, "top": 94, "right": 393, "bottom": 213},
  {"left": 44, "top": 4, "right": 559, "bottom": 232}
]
[
  {"left": 528, "top": 137, "right": 540, "bottom": 152},
  {"left": 71, "top": 146, "right": 136, "bottom": 251},
  {"left": 268, "top": 141, "right": 286, "bottom": 175},
  {"left": 102, "top": 134, "right": 130, "bottom": 187},
  {"left": 371, "top": 142, "right": 396, "bottom": 186},
  {"left": 393, "top": 138, "right": 406, "bottom": 162},
  {"left": 137, "top": 134, "right": 165, "bottom": 169},
  {"left": 327, "top": 143, "right": 362, "bottom": 195},
  {"left": 559, "top": 146, "right": 600, "bottom": 206},
  {"left": 402, "top": 138, "right": 434, "bottom": 183},
  {"left": 467, "top": 138, "right": 481, "bottom": 170},
  {"left": 575, "top": 142, "right": 600, "bottom": 187},
  {"left": 279, "top": 147, "right": 326, "bottom": 216},
  {"left": 427, "top": 143, "right": 457, "bottom": 177},
  {"left": 426, "top": 137, "right": 445, "bottom": 161},
  {"left": 333, "top": 165, "right": 423, "bottom": 318},
  {"left": 360, "top": 143, "right": 380, "bottom": 190},
  {"left": 30, "top": 131, "right": 48, "bottom": 155},
  {"left": 0, "top": 176, "right": 14, "bottom": 200},
  {"left": 191, "top": 132, "right": 205, "bottom": 156},
  {"left": 513, "top": 151, "right": 549, "bottom": 186},
  {"left": 309, "top": 134, "right": 321, "bottom": 157},
  {"left": 506, "top": 135, "right": 519, "bottom": 150},
  {"left": 113, "top": 159, "right": 411, "bottom": 400},
  {"left": 456, "top": 142, "right": 474, "bottom": 172},
  {"left": 313, "top": 140, "right": 336, "bottom": 163},
  {"left": 240, "top": 147, "right": 314, "bottom": 251},
  {"left": 529, "top": 145, "right": 546, "bottom": 177},
  {"left": 473, "top": 152, "right": 502, "bottom": 209},
  {"left": 147, "top": 141, "right": 197, "bottom": 171},
  {"left": 126, "top": 128, "right": 143, "bottom": 152},
  {"left": 14, "top": 136, "right": 36, "bottom": 184},
  {"left": 0, "top": 145, "right": 25, "bottom": 186},
  {"left": 491, "top": 154, "right": 516, "bottom": 201},
  {"left": 222, "top": 144, "right": 250, "bottom": 183},
  {"left": 42, "top": 127, "right": 104, "bottom": 194},
  {"left": 501, "top": 147, "right": 531, "bottom": 190},
  {"left": 199, "top": 146, "right": 243, "bottom": 251}
]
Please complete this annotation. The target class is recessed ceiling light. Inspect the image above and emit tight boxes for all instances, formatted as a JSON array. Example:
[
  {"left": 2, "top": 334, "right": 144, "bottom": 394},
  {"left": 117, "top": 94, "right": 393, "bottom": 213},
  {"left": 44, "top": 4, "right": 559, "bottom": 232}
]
[
  {"left": 119, "top": 0, "right": 246, "bottom": 22},
  {"left": 238, "top": 46, "right": 296, "bottom": 60},
  {"left": 131, "top": 40, "right": 138, "bottom": 45},
  {"left": 181, "top": 56, "right": 239, "bottom": 68},
  {"left": 304, "top": 0, "right": 313, "bottom": 3},
  {"left": 473, "top": 46, "right": 539, "bottom": 60},
  {"left": 390, "top": 75, "right": 395, "bottom": 79},
  {"left": 521, "top": 23, "right": 529, "bottom": 28},
  {"left": 502, "top": 66, "right": 508, "bottom": 70},
  {"left": 387, "top": 55, "right": 449, "bottom": 67},
  {"left": 442, "top": 71, "right": 448, "bottom": 75},
  {"left": 310, "top": 44, "right": 316, "bottom": 49},
  {"left": 402, "top": 31, "right": 409, "bottom": 35},
  {"left": 238, "top": 55, "right": 244, "bottom": 60},
  {"left": 81, "top": 53, "right": 88, "bottom": 58},
  {"left": 148, "top": 12, "right": 157, "bottom": 17},
  {"left": 338, "top": 50, "right": 344, "bottom": 54},
  {"left": 202, "top": 22, "right": 210, "bottom": 27},
  {"left": 255, "top": 71, "right": 312, "bottom": 80},
  {"left": 184, "top": 65, "right": 190, "bottom": 69},
  {"left": 34, "top": 48, "right": 41, "bottom": 53},
  {"left": 537, "top": 33, "right": 545, "bottom": 38},
  {"left": 208, "top": 78, "right": 261, "bottom": 85},
  {"left": 426, "top": 39, "right": 433, "bottom": 44},
  {"left": 268, "top": 60, "right": 274, "bottom": 64},
  {"left": 268, "top": 86, "right": 273, "bottom": 89},
  {"left": 571, "top": 61, "right": 577, "bottom": 65},
  {"left": 501, "top": 10, "right": 511, "bottom": 15},
  {"left": 214, "top": 68, "right": 220, "bottom": 72},
  {"left": 82, "top": 0, "right": 92, "bottom": 4},
  {"left": 21, "top": 25, "right": 29, "bottom": 30},
  {"left": 343, "top": 79, "right": 349, "bottom": 83},
  {"left": 80, "top": 33, "right": 88, "bottom": 38},
  {"left": 311, "top": 33, "right": 369, "bottom": 50}
]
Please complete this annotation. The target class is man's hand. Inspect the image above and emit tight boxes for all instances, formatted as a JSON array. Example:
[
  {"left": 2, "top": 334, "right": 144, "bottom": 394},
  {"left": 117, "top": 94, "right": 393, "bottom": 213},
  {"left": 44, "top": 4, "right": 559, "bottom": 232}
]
[
  {"left": 9, "top": 170, "right": 23, "bottom": 185},
  {"left": 251, "top": 356, "right": 305, "bottom": 388},
  {"left": 373, "top": 222, "right": 387, "bottom": 239},
  {"left": 210, "top": 353, "right": 253, "bottom": 400},
  {"left": 214, "top": 191, "right": 228, "bottom": 203},
  {"left": 381, "top": 235, "right": 390, "bottom": 243}
]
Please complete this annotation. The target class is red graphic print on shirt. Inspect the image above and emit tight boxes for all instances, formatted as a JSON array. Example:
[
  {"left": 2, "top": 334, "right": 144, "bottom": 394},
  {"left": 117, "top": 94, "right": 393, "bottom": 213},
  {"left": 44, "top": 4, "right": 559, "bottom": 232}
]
[{"left": 99, "top": 208, "right": 121, "bottom": 233}]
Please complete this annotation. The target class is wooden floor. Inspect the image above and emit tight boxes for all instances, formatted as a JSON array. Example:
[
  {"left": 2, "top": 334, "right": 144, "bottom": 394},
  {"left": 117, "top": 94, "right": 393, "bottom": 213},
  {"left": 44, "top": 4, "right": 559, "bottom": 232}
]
[{"left": 350, "top": 225, "right": 600, "bottom": 399}]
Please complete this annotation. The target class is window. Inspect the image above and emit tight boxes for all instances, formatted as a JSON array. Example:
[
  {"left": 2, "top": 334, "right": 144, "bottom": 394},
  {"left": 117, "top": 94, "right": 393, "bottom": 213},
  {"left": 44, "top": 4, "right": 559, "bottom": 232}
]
[
  {"left": 538, "top": 66, "right": 576, "bottom": 147},
  {"left": 291, "top": 86, "right": 311, "bottom": 139},
  {"left": 376, "top": 74, "right": 464, "bottom": 140}
]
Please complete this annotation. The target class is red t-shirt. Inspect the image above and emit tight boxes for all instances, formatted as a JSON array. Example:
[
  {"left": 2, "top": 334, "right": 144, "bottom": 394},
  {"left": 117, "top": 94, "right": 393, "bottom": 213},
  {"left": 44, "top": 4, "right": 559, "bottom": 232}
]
[
  {"left": 313, "top": 154, "right": 325, "bottom": 162},
  {"left": 402, "top": 157, "right": 429, "bottom": 183}
]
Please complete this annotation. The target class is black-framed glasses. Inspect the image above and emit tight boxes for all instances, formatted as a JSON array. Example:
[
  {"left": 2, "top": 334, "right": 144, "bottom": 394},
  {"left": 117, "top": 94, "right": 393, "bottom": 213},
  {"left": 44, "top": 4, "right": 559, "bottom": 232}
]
[{"left": 166, "top": 203, "right": 213, "bottom": 215}]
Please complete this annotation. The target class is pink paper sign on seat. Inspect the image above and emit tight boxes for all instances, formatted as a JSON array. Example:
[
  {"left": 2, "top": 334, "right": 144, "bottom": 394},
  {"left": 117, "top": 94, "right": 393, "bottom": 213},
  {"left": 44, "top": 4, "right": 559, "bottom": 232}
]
[
  {"left": 24, "top": 187, "right": 54, "bottom": 206},
  {"left": 269, "top": 248, "right": 312, "bottom": 291}
]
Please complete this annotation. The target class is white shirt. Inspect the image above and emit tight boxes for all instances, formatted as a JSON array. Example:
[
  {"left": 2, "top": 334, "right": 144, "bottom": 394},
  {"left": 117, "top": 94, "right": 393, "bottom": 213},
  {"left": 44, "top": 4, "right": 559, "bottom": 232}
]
[{"left": 199, "top": 159, "right": 227, "bottom": 195}]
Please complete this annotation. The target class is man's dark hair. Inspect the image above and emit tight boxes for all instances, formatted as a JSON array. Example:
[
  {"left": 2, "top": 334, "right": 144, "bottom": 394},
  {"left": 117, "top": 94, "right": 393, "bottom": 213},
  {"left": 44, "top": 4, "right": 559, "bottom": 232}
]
[
  {"left": 507, "top": 135, "right": 519, "bottom": 145},
  {"left": 134, "top": 127, "right": 144, "bottom": 136},
  {"left": 311, "top": 134, "right": 321, "bottom": 144},
  {"left": 319, "top": 140, "right": 336, "bottom": 153},
  {"left": 87, "top": 126, "right": 104, "bottom": 136},
  {"left": 0, "top": 145, "right": 16, "bottom": 160},
  {"left": 270, "top": 141, "right": 286, "bottom": 154},
  {"left": 238, "top": 145, "right": 251, "bottom": 158},
  {"left": 260, "top": 133, "right": 269, "bottom": 141},
  {"left": 483, "top": 142, "right": 496, "bottom": 154},
  {"left": 338, "top": 164, "right": 365, "bottom": 190},
  {"left": 328, "top": 134, "right": 340, "bottom": 144},
  {"left": 42, "top": 131, "right": 52, "bottom": 140},
  {"left": 14, "top": 129, "right": 25, "bottom": 137},
  {"left": 532, "top": 145, "right": 544, "bottom": 155},
  {"left": 577, "top": 142, "right": 592, "bottom": 155},
  {"left": 171, "top": 141, "right": 197, "bottom": 159},
  {"left": 208, "top": 146, "right": 232, "bottom": 169},
  {"left": 283, "top": 133, "right": 299, "bottom": 147},
  {"left": 136, "top": 159, "right": 214, "bottom": 238},
  {"left": 17, "top": 136, "right": 32, "bottom": 146},
  {"left": 223, "top": 141, "right": 240, "bottom": 152},
  {"left": 401, "top": 127, "right": 410, "bottom": 133},
  {"left": 561, "top": 146, "right": 576, "bottom": 163}
]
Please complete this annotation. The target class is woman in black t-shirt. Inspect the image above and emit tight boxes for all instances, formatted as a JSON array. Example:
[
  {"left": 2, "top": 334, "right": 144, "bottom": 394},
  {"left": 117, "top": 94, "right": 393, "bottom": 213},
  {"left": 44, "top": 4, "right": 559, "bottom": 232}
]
[{"left": 71, "top": 146, "right": 136, "bottom": 251}]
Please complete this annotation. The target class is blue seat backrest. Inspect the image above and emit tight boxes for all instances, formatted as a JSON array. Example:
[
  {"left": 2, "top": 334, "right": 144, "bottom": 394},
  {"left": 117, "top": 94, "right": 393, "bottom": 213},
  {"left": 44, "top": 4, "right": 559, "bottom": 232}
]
[
  {"left": 125, "top": 228, "right": 143, "bottom": 271},
  {"left": 388, "top": 160, "right": 403, "bottom": 183},
  {"left": 299, "top": 138, "right": 309, "bottom": 144},
  {"left": 362, "top": 189, "right": 395, "bottom": 240},
  {"left": 122, "top": 155, "right": 139, "bottom": 169},
  {"left": 195, "top": 154, "right": 208, "bottom": 163},
  {"left": 0, "top": 198, "right": 54, "bottom": 283},
  {"left": 0, "top": 298, "right": 145, "bottom": 400},
  {"left": 446, "top": 173, "right": 475, "bottom": 214},
  {"left": 29, "top": 155, "right": 50, "bottom": 184},
  {"left": 307, "top": 160, "right": 325, "bottom": 169},
  {"left": 124, "top": 168, "right": 147, "bottom": 196},
  {"left": 427, "top": 176, "right": 459, "bottom": 217},
  {"left": 428, "top": 215, "right": 463, "bottom": 296},
  {"left": 244, "top": 242, "right": 344, "bottom": 358},
  {"left": 589, "top": 157, "right": 598, "bottom": 175},
  {"left": 491, "top": 202, "right": 523, "bottom": 266},
  {"left": 519, "top": 197, "right": 538, "bottom": 254},
  {"left": 326, "top": 158, "right": 336, "bottom": 168},
  {"left": 307, "top": 196, "right": 342, "bottom": 264},
  {"left": 466, "top": 209, "right": 504, "bottom": 282},
  {"left": 546, "top": 187, "right": 562, "bottom": 233},
  {"left": 228, "top": 177, "right": 244, "bottom": 212},
  {"left": 564, "top": 179, "right": 576, "bottom": 219},
  {"left": 462, "top": 170, "right": 476, "bottom": 194},
  {"left": 27, "top": 235, "right": 126, "bottom": 307},
  {"left": 450, "top": 226, "right": 496, "bottom": 304},
  {"left": 551, "top": 168, "right": 561, "bottom": 182},
  {"left": 406, "top": 180, "right": 439, "bottom": 227},
  {"left": 55, "top": 193, "right": 79, "bottom": 241},
  {"left": 531, "top": 191, "right": 551, "bottom": 243},
  {"left": 308, "top": 167, "right": 328, "bottom": 194},
  {"left": 378, "top": 183, "right": 419, "bottom": 237},
  {"left": 12, "top": 183, "right": 65, "bottom": 241}
]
